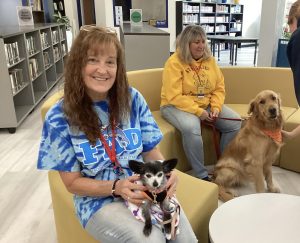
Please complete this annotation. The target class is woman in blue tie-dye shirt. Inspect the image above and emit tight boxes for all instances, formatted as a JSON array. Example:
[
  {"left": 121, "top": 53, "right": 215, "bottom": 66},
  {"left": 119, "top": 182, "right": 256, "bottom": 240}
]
[{"left": 37, "top": 26, "right": 197, "bottom": 243}]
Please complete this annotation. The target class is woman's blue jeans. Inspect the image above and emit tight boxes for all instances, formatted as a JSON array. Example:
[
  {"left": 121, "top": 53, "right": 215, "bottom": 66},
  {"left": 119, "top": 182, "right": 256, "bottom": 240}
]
[
  {"left": 160, "top": 105, "right": 241, "bottom": 179},
  {"left": 85, "top": 201, "right": 197, "bottom": 243}
]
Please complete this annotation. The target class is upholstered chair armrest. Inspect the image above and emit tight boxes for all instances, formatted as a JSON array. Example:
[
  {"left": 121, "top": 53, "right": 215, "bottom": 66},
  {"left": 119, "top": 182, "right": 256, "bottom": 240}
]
[{"left": 175, "top": 169, "right": 218, "bottom": 242}]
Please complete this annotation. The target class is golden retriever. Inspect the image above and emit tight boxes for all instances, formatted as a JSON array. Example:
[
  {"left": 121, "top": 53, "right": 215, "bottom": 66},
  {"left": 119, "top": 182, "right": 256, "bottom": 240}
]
[{"left": 213, "top": 90, "right": 284, "bottom": 201}]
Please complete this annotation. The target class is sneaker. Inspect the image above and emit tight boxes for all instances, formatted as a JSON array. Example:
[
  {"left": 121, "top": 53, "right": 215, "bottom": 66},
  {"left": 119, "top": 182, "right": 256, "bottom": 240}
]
[{"left": 202, "top": 176, "right": 212, "bottom": 182}]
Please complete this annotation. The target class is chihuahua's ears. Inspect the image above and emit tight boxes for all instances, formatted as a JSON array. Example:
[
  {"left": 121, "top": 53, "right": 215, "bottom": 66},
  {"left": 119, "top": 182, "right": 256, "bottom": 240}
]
[
  {"left": 162, "top": 158, "right": 178, "bottom": 173},
  {"left": 128, "top": 160, "right": 144, "bottom": 174}
]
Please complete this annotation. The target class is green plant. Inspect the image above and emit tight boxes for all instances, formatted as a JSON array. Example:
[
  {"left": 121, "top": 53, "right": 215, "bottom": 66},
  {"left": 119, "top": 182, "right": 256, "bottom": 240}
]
[{"left": 53, "top": 14, "right": 71, "bottom": 30}]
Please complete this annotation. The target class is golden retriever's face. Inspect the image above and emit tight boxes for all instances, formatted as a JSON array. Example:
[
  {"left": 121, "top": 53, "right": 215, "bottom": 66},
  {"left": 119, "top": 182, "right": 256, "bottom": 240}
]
[{"left": 248, "top": 90, "right": 281, "bottom": 120}]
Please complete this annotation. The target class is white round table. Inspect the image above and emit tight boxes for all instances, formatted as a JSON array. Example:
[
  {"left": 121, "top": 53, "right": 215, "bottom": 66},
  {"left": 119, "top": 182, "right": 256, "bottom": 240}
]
[{"left": 209, "top": 193, "right": 300, "bottom": 243}]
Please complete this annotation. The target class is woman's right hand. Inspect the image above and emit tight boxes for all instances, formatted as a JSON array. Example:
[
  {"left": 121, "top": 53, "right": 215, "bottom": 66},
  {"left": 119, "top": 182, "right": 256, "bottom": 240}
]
[
  {"left": 115, "top": 175, "right": 147, "bottom": 205},
  {"left": 281, "top": 130, "right": 294, "bottom": 140},
  {"left": 199, "top": 110, "right": 209, "bottom": 121}
]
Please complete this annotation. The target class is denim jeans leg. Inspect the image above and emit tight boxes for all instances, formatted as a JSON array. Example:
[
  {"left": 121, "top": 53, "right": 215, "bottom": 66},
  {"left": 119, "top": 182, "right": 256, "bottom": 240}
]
[
  {"left": 85, "top": 201, "right": 166, "bottom": 243},
  {"left": 160, "top": 105, "right": 208, "bottom": 179},
  {"left": 214, "top": 105, "right": 242, "bottom": 152},
  {"left": 85, "top": 201, "right": 198, "bottom": 243}
]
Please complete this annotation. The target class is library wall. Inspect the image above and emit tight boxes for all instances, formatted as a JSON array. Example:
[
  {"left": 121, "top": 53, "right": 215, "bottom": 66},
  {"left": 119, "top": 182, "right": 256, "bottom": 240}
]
[
  {"left": 257, "top": 0, "right": 286, "bottom": 67},
  {"left": 241, "top": 0, "right": 262, "bottom": 38},
  {"left": 0, "top": 0, "right": 19, "bottom": 26}
]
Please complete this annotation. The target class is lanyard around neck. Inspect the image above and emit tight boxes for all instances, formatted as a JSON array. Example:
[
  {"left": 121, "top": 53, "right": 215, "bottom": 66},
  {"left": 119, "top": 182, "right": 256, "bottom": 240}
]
[
  {"left": 99, "top": 125, "right": 124, "bottom": 176},
  {"left": 190, "top": 61, "right": 202, "bottom": 74},
  {"left": 190, "top": 62, "right": 204, "bottom": 97}
]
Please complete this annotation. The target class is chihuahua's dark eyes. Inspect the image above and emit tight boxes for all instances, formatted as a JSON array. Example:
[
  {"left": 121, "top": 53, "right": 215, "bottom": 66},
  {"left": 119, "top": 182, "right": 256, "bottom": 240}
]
[
  {"left": 260, "top": 99, "right": 265, "bottom": 104},
  {"left": 157, "top": 172, "right": 163, "bottom": 178},
  {"left": 271, "top": 95, "right": 276, "bottom": 101},
  {"left": 145, "top": 173, "right": 152, "bottom": 178}
]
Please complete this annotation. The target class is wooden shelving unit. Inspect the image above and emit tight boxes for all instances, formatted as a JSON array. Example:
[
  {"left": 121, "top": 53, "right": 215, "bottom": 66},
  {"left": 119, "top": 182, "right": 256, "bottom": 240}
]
[{"left": 43, "top": 0, "right": 66, "bottom": 23}]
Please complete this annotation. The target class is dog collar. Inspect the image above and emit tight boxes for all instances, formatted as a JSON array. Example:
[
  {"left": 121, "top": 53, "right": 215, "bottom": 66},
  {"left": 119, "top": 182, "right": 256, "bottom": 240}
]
[
  {"left": 261, "top": 128, "right": 282, "bottom": 143},
  {"left": 142, "top": 190, "right": 167, "bottom": 204}
]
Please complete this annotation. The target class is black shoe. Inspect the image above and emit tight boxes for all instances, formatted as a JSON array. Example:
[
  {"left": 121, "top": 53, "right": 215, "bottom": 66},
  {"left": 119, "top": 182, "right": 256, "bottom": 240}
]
[{"left": 202, "top": 176, "right": 212, "bottom": 182}]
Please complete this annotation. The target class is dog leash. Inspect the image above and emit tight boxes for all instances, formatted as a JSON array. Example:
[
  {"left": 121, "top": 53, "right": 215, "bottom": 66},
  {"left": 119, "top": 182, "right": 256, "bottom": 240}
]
[
  {"left": 217, "top": 117, "right": 246, "bottom": 121},
  {"left": 201, "top": 116, "right": 247, "bottom": 160}
]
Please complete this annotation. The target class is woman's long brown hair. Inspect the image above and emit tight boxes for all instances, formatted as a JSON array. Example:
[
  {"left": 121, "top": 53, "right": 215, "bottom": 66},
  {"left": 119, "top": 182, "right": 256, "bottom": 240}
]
[
  {"left": 288, "top": 0, "right": 300, "bottom": 25},
  {"left": 63, "top": 27, "right": 130, "bottom": 145}
]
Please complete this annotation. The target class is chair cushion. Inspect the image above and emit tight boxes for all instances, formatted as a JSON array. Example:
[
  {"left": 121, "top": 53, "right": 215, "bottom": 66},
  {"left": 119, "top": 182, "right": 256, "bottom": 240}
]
[{"left": 152, "top": 111, "right": 191, "bottom": 172}]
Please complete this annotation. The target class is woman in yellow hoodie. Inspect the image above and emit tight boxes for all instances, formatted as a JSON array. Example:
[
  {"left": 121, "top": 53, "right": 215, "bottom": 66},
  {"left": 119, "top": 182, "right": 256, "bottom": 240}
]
[{"left": 160, "top": 25, "right": 241, "bottom": 181}]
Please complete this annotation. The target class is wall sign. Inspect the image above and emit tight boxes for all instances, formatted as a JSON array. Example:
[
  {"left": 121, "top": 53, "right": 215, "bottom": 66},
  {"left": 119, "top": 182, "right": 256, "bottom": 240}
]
[
  {"left": 16, "top": 6, "right": 34, "bottom": 26},
  {"left": 115, "top": 6, "right": 123, "bottom": 26},
  {"left": 130, "top": 9, "right": 143, "bottom": 26}
]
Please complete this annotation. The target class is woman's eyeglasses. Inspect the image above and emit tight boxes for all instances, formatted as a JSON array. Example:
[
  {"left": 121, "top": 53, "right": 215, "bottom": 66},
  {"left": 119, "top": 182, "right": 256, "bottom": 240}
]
[{"left": 80, "top": 25, "right": 117, "bottom": 35}]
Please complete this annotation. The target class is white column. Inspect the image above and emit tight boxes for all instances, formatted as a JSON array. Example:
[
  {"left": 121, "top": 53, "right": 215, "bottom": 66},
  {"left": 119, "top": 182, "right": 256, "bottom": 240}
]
[
  {"left": 94, "top": 0, "right": 114, "bottom": 27},
  {"left": 167, "top": 0, "right": 176, "bottom": 53},
  {"left": 64, "top": 0, "right": 79, "bottom": 38},
  {"left": 257, "top": 0, "right": 286, "bottom": 66}
]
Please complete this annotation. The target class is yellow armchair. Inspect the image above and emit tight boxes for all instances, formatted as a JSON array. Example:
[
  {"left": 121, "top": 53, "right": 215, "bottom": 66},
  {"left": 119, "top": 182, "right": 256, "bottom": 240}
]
[{"left": 41, "top": 69, "right": 218, "bottom": 243}]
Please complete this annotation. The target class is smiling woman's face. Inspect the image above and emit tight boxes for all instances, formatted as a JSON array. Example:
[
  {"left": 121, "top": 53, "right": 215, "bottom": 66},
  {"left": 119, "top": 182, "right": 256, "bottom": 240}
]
[
  {"left": 189, "top": 37, "right": 205, "bottom": 60},
  {"left": 82, "top": 43, "right": 117, "bottom": 101}
]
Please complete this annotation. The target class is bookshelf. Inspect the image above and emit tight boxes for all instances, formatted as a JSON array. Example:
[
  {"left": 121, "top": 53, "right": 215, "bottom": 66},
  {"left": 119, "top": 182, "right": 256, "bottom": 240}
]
[
  {"left": 43, "top": 0, "right": 66, "bottom": 23},
  {"left": 176, "top": 0, "right": 244, "bottom": 50},
  {"left": 0, "top": 23, "right": 68, "bottom": 133}
]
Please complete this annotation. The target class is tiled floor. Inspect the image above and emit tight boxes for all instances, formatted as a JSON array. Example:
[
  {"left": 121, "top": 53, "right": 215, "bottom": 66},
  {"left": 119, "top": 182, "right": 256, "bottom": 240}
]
[{"left": 216, "top": 46, "right": 258, "bottom": 67}]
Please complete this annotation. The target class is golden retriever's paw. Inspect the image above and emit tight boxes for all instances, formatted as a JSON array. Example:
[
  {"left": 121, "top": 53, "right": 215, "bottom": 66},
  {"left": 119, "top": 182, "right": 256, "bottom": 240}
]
[
  {"left": 218, "top": 186, "right": 237, "bottom": 202},
  {"left": 268, "top": 186, "right": 280, "bottom": 193}
]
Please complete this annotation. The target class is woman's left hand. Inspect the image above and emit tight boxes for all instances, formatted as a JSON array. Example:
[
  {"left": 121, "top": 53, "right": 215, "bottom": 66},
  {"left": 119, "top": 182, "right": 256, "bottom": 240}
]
[
  {"left": 207, "top": 108, "right": 219, "bottom": 122},
  {"left": 166, "top": 170, "right": 178, "bottom": 197},
  {"left": 211, "top": 109, "right": 219, "bottom": 118}
]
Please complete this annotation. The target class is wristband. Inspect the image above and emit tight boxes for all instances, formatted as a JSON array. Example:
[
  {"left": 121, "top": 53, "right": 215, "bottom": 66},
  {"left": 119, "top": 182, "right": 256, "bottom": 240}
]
[{"left": 111, "top": 179, "right": 120, "bottom": 198}]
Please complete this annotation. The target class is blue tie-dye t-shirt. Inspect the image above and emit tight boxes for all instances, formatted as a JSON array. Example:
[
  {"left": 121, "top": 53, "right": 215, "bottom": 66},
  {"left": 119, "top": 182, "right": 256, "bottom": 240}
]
[{"left": 37, "top": 87, "right": 163, "bottom": 227}]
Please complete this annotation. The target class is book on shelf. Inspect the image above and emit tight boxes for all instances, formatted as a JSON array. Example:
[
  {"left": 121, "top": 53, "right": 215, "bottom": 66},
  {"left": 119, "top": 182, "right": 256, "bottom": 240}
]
[
  {"left": 43, "top": 51, "right": 51, "bottom": 68},
  {"left": 61, "top": 44, "right": 66, "bottom": 56},
  {"left": 52, "top": 30, "right": 59, "bottom": 44},
  {"left": 29, "top": 58, "right": 39, "bottom": 80},
  {"left": 53, "top": 2, "right": 58, "bottom": 11},
  {"left": 59, "top": 28, "right": 64, "bottom": 40},
  {"left": 28, "top": 0, "right": 42, "bottom": 11},
  {"left": 231, "top": 5, "right": 242, "bottom": 14},
  {"left": 4, "top": 42, "right": 20, "bottom": 66},
  {"left": 58, "top": 1, "right": 64, "bottom": 11},
  {"left": 40, "top": 32, "right": 49, "bottom": 49},
  {"left": 26, "top": 36, "right": 35, "bottom": 55},
  {"left": 53, "top": 47, "right": 60, "bottom": 62},
  {"left": 9, "top": 68, "right": 24, "bottom": 94}
]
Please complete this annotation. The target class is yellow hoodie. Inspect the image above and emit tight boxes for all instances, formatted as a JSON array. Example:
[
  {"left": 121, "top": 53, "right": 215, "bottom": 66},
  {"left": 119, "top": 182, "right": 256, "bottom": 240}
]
[{"left": 161, "top": 52, "right": 225, "bottom": 117}]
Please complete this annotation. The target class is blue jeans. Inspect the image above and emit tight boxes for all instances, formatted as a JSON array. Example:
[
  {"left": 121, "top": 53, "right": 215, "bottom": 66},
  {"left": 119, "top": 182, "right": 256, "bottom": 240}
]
[
  {"left": 85, "top": 201, "right": 198, "bottom": 243},
  {"left": 160, "top": 105, "right": 241, "bottom": 179}
]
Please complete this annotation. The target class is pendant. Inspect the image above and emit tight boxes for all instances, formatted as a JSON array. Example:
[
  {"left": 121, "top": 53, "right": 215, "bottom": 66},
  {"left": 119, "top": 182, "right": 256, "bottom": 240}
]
[
  {"left": 113, "top": 167, "right": 124, "bottom": 176},
  {"left": 152, "top": 192, "right": 158, "bottom": 204}
]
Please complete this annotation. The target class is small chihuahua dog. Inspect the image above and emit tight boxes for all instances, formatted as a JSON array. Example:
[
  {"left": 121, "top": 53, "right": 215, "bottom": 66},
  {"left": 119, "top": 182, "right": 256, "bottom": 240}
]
[{"left": 128, "top": 158, "right": 178, "bottom": 238}]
